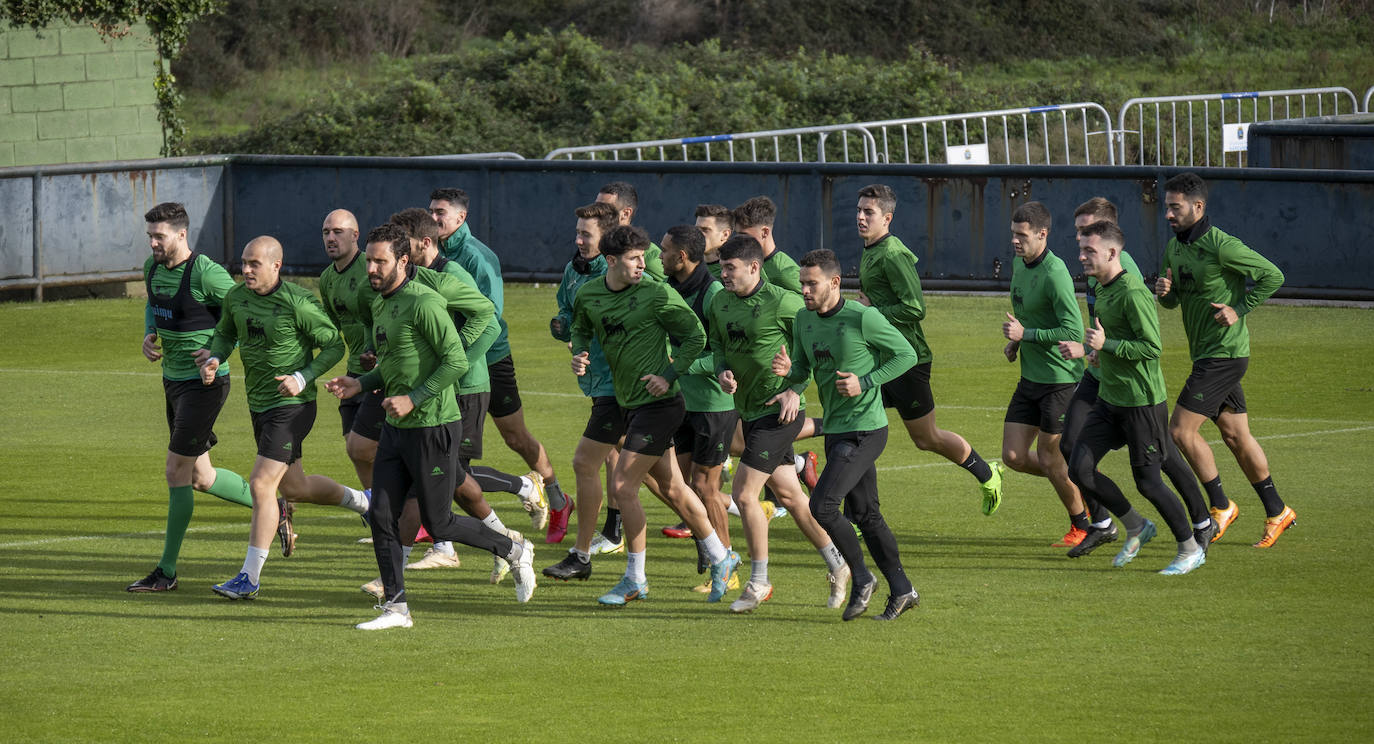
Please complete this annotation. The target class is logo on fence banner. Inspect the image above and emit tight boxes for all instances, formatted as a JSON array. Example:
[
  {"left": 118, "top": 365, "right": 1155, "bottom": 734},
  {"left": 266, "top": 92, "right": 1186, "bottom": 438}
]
[{"left": 1223, "top": 122, "right": 1251, "bottom": 153}]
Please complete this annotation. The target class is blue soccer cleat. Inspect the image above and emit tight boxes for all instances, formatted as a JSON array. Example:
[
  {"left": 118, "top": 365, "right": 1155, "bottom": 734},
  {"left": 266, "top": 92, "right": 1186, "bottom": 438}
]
[
  {"left": 707, "top": 550, "right": 741, "bottom": 603},
  {"left": 212, "top": 572, "right": 260, "bottom": 600},
  {"left": 1112, "top": 520, "right": 1157, "bottom": 567},
  {"left": 597, "top": 576, "right": 648, "bottom": 606},
  {"left": 1159, "top": 550, "right": 1206, "bottom": 576}
]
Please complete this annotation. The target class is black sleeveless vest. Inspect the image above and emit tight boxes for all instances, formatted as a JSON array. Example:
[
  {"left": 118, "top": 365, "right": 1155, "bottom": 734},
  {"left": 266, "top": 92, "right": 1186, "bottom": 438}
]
[{"left": 147, "top": 254, "right": 221, "bottom": 332}]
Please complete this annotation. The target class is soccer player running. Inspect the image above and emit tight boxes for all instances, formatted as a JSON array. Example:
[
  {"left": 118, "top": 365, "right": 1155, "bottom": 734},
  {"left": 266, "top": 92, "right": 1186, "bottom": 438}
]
[
  {"left": 1057, "top": 222, "right": 1207, "bottom": 574},
  {"left": 1059, "top": 199, "right": 1216, "bottom": 557},
  {"left": 1154, "top": 172, "right": 1294, "bottom": 548},
  {"left": 709, "top": 235, "right": 850, "bottom": 612},
  {"left": 570, "top": 225, "right": 734, "bottom": 606},
  {"left": 773, "top": 249, "right": 921, "bottom": 621},
  {"left": 194, "top": 236, "right": 366, "bottom": 599},
  {"left": 544, "top": 202, "right": 633, "bottom": 583},
  {"left": 327, "top": 226, "right": 536, "bottom": 630},
  {"left": 694, "top": 204, "right": 733, "bottom": 279},
  {"left": 430, "top": 187, "right": 561, "bottom": 536},
  {"left": 999, "top": 201, "right": 1089, "bottom": 547},
  {"left": 595, "top": 181, "right": 666, "bottom": 280},
  {"left": 128, "top": 202, "right": 254, "bottom": 593},
  {"left": 731, "top": 196, "right": 802, "bottom": 293},
  {"left": 855, "top": 184, "right": 1005, "bottom": 515}
]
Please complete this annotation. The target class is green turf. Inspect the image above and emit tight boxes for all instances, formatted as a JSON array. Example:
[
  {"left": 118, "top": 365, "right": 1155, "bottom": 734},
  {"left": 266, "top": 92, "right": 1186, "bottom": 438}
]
[{"left": 1, "top": 287, "right": 1371, "bottom": 742}]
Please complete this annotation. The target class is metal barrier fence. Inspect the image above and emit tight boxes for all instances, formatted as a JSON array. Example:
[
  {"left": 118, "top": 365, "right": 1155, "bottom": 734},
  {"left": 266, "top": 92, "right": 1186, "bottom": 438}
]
[
  {"left": 544, "top": 123, "right": 880, "bottom": 163},
  {"left": 855, "top": 103, "right": 1115, "bottom": 165},
  {"left": 544, "top": 104, "right": 1115, "bottom": 165},
  {"left": 1365, "top": 85, "right": 1373, "bottom": 112},
  {"left": 1116, "top": 87, "right": 1359, "bottom": 167}
]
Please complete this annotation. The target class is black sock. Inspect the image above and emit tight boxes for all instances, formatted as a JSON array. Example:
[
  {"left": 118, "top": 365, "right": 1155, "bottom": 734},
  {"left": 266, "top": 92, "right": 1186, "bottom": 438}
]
[
  {"left": 546, "top": 477, "right": 567, "bottom": 510},
  {"left": 810, "top": 417, "right": 824, "bottom": 437},
  {"left": 1202, "top": 476, "right": 1229, "bottom": 511},
  {"left": 958, "top": 448, "right": 993, "bottom": 483},
  {"left": 1083, "top": 495, "right": 1113, "bottom": 525},
  {"left": 469, "top": 466, "right": 524, "bottom": 494},
  {"left": 1251, "top": 476, "right": 1285, "bottom": 518},
  {"left": 1070, "top": 510, "right": 1091, "bottom": 531},
  {"left": 602, "top": 508, "right": 622, "bottom": 543}
]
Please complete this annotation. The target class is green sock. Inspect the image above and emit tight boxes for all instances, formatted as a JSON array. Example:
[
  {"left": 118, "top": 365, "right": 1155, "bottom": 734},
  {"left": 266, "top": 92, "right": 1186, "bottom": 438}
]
[
  {"left": 205, "top": 468, "right": 253, "bottom": 507},
  {"left": 157, "top": 485, "right": 195, "bottom": 577}
]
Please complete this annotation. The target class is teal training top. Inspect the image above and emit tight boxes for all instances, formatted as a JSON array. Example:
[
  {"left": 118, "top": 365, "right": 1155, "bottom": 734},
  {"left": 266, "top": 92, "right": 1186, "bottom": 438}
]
[
  {"left": 1158, "top": 221, "right": 1284, "bottom": 361},
  {"left": 207, "top": 280, "right": 344, "bottom": 412},
  {"left": 554, "top": 256, "right": 615, "bottom": 398},
  {"left": 859, "top": 234, "right": 931, "bottom": 365},
  {"left": 440, "top": 222, "right": 511, "bottom": 363},
  {"left": 144, "top": 253, "right": 235, "bottom": 381},
  {"left": 785, "top": 300, "right": 918, "bottom": 433},
  {"left": 1010, "top": 249, "right": 1085, "bottom": 384}
]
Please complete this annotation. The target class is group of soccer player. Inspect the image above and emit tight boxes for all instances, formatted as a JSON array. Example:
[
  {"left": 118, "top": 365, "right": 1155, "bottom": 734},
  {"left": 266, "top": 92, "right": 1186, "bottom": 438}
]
[{"left": 127, "top": 171, "right": 1296, "bottom": 630}]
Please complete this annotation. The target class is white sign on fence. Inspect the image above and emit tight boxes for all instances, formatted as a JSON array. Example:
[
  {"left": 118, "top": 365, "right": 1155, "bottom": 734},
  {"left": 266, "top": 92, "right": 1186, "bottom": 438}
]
[
  {"left": 946, "top": 143, "right": 991, "bottom": 165},
  {"left": 1222, "top": 122, "right": 1251, "bottom": 153}
]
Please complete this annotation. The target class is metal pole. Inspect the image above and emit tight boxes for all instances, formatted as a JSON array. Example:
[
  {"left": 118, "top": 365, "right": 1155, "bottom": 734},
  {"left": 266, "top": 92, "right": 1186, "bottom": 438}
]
[{"left": 32, "top": 172, "right": 43, "bottom": 301}]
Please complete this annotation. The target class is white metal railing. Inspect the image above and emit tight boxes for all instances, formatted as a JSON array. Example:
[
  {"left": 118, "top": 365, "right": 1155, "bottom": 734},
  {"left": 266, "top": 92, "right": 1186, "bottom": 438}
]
[
  {"left": 1116, "top": 87, "right": 1359, "bottom": 167},
  {"left": 544, "top": 123, "right": 880, "bottom": 163},
  {"left": 854, "top": 103, "right": 1115, "bottom": 165},
  {"left": 1364, "top": 85, "right": 1373, "bottom": 112}
]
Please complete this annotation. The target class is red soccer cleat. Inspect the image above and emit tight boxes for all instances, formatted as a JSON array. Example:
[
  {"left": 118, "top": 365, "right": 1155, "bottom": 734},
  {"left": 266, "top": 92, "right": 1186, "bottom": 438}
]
[
  {"left": 661, "top": 522, "right": 693, "bottom": 539},
  {"left": 414, "top": 524, "right": 433, "bottom": 544},
  {"left": 546, "top": 494, "right": 575, "bottom": 544},
  {"left": 1052, "top": 526, "right": 1087, "bottom": 548},
  {"left": 801, "top": 450, "right": 819, "bottom": 489}
]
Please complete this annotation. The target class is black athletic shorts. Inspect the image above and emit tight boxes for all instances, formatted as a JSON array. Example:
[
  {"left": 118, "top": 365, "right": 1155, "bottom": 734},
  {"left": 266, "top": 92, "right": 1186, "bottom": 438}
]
[
  {"left": 1060, "top": 372, "right": 1101, "bottom": 450},
  {"left": 1078, "top": 400, "right": 1170, "bottom": 468},
  {"left": 340, "top": 374, "right": 386, "bottom": 440},
  {"left": 458, "top": 391, "right": 489, "bottom": 461},
  {"left": 488, "top": 355, "right": 523, "bottom": 418},
  {"left": 623, "top": 394, "right": 685, "bottom": 457},
  {"left": 583, "top": 396, "right": 628, "bottom": 445},
  {"left": 740, "top": 411, "right": 803, "bottom": 474},
  {"left": 881, "top": 362, "right": 937, "bottom": 421},
  {"left": 164, "top": 376, "right": 229, "bottom": 457},
  {"left": 1177, "top": 357, "right": 1248, "bottom": 419},
  {"left": 1005, "top": 378, "right": 1076, "bottom": 434},
  {"left": 673, "top": 409, "right": 740, "bottom": 467},
  {"left": 250, "top": 401, "right": 317, "bottom": 464}
]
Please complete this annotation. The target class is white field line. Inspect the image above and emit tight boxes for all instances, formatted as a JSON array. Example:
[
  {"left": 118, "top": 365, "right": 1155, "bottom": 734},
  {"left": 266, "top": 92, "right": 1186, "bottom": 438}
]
[{"left": 2, "top": 426, "right": 1369, "bottom": 551}]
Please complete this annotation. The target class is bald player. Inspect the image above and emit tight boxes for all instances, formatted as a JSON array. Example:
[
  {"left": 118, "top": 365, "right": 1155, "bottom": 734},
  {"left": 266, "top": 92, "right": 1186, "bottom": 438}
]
[{"left": 195, "top": 236, "right": 363, "bottom": 600}]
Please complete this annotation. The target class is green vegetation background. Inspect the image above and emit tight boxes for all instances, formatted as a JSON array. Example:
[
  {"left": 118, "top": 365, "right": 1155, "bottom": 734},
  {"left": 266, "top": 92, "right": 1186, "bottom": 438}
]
[{"left": 176, "top": 0, "right": 1374, "bottom": 157}]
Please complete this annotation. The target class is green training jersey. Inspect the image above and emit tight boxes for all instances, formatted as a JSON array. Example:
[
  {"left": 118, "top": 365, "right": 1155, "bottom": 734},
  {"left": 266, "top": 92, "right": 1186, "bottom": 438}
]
[
  {"left": 763, "top": 249, "right": 802, "bottom": 294},
  {"left": 440, "top": 223, "right": 511, "bottom": 363},
  {"left": 785, "top": 300, "right": 918, "bottom": 434},
  {"left": 1158, "top": 222, "right": 1284, "bottom": 361},
  {"left": 645, "top": 242, "right": 666, "bottom": 281},
  {"left": 669, "top": 264, "right": 735, "bottom": 414},
  {"left": 1010, "top": 249, "right": 1084, "bottom": 384},
  {"left": 858, "top": 234, "right": 931, "bottom": 365},
  {"left": 144, "top": 253, "right": 235, "bottom": 381},
  {"left": 424, "top": 258, "right": 498, "bottom": 395},
  {"left": 318, "top": 250, "right": 377, "bottom": 376},
  {"left": 356, "top": 277, "right": 466, "bottom": 429},
  {"left": 1084, "top": 249, "right": 1141, "bottom": 381},
  {"left": 207, "top": 280, "right": 345, "bottom": 413},
  {"left": 571, "top": 276, "right": 705, "bottom": 410},
  {"left": 1093, "top": 270, "right": 1167, "bottom": 408},
  {"left": 554, "top": 256, "right": 615, "bottom": 398},
  {"left": 707, "top": 278, "right": 807, "bottom": 422},
  {"left": 706, "top": 260, "right": 722, "bottom": 279}
]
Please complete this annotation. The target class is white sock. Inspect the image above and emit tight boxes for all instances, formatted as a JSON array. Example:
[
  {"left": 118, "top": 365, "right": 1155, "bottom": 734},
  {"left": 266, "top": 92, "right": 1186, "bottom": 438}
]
[
  {"left": 794, "top": 454, "right": 805, "bottom": 473},
  {"left": 1178, "top": 537, "right": 1202, "bottom": 556},
  {"left": 433, "top": 540, "right": 455, "bottom": 555},
  {"left": 518, "top": 477, "right": 534, "bottom": 498},
  {"left": 751, "top": 559, "right": 769, "bottom": 585},
  {"left": 482, "top": 512, "right": 509, "bottom": 536},
  {"left": 341, "top": 487, "right": 369, "bottom": 514},
  {"left": 242, "top": 545, "right": 268, "bottom": 584},
  {"left": 387, "top": 601, "right": 409, "bottom": 614},
  {"left": 1193, "top": 519, "right": 1213, "bottom": 530},
  {"left": 401, "top": 545, "right": 414, "bottom": 561},
  {"left": 574, "top": 548, "right": 591, "bottom": 563},
  {"left": 819, "top": 542, "right": 845, "bottom": 572},
  {"left": 626, "top": 550, "right": 647, "bottom": 584},
  {"left": 727, "top": 500, "right": 741, "bottom": 517},
  {"left": 1091, "top": 518, "right": 1113, "bottom": 529},
  {"left": 700, "top": 531, "right": 728, "bottom": 564}
]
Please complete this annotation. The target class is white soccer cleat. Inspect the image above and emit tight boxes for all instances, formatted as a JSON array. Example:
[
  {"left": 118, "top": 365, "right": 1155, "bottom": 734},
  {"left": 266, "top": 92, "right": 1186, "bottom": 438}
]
[
  {"left": 356, "top": 602, "right": 413, "bottom": 630},
  {"left": 491, "top": 555, "right": 511, "bottom": 584},
  {"left": 520, "top": 471, "right": 550, "bottom": 531},
  {"left": 729, "top": 580, "right": 774, "bottom": 613},
  {"left": 511, "top": 535, "right": 537, "bottom": 603},
  {"left": 827, "top": 563, "right": 851, "bottom": 610},
  {"left": 406, "top": 547, "right": 461, "bottom": 570},
  {"left": 589, "top": 533, "right": 625, "bottom": 555},
  {"left": 361, "top": 577, "right": 384, "bottom": 600}
]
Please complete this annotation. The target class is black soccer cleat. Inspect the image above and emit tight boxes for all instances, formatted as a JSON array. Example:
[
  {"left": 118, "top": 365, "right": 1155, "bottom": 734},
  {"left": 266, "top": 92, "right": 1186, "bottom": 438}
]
[
  {"left": 842, "top": 577, "right": 877, "bottom": 621},
  {"left": 1067, "top": 524, "right": 1119, "bottom": 558},
  {"left": 127, "top": 566, "right": 178, "bottom": 592},
  {"left": 873, "top": 590, "right": 920, "bottom": 621},
  {"left": 1194, "top": 521, "right": 1219, "bottom": 555},
  {"left": 542, "top": 551, "right": 592, "bottom": 581}
]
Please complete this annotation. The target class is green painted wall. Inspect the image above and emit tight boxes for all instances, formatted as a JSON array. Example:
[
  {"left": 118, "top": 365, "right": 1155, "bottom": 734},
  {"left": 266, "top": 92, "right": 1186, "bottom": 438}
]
[{"left": 1, "top": 22, "right": 161, "bottom": 167}]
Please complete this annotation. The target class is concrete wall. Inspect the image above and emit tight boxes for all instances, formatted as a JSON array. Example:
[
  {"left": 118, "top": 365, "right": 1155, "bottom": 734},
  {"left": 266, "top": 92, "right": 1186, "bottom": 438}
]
[{"left": 0, "top": 21, "right": 162, "bottom": 167}]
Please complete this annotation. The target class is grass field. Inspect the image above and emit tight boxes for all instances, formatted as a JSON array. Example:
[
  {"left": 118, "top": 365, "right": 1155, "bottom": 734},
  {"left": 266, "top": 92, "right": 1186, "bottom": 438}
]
[{"left": 1, "top": 286, "right": 1371, "bottom": 742}]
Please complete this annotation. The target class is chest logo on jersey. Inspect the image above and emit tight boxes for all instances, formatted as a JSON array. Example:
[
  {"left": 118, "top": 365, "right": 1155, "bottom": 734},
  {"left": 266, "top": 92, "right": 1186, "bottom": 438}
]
[
  {"left": 374, "top": 326, "right": 390, "bottom": 354},
  {"left": 811, "top": 342, "right": 835, "bottom": 367},
  {"left": 348, "top": 277, "right": 358, "bottom": 291},
  {"left": 333, "top": 298, "right": 348, "bottom": 315},
  {"left": 1175, "top": 266, "right": 1197, "bottom": 292},
  {"left": 1012, "top": 289, "right": 1025, "bottom": 309},
  {"left": 601, "top": 317, "right": 628, "bottom": 339},
  {"left": 245, "top": 317, "right": 267, "bottom": 344},
  {"left": 724, "top": 321, "right": 749, "bottom": 349}
]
